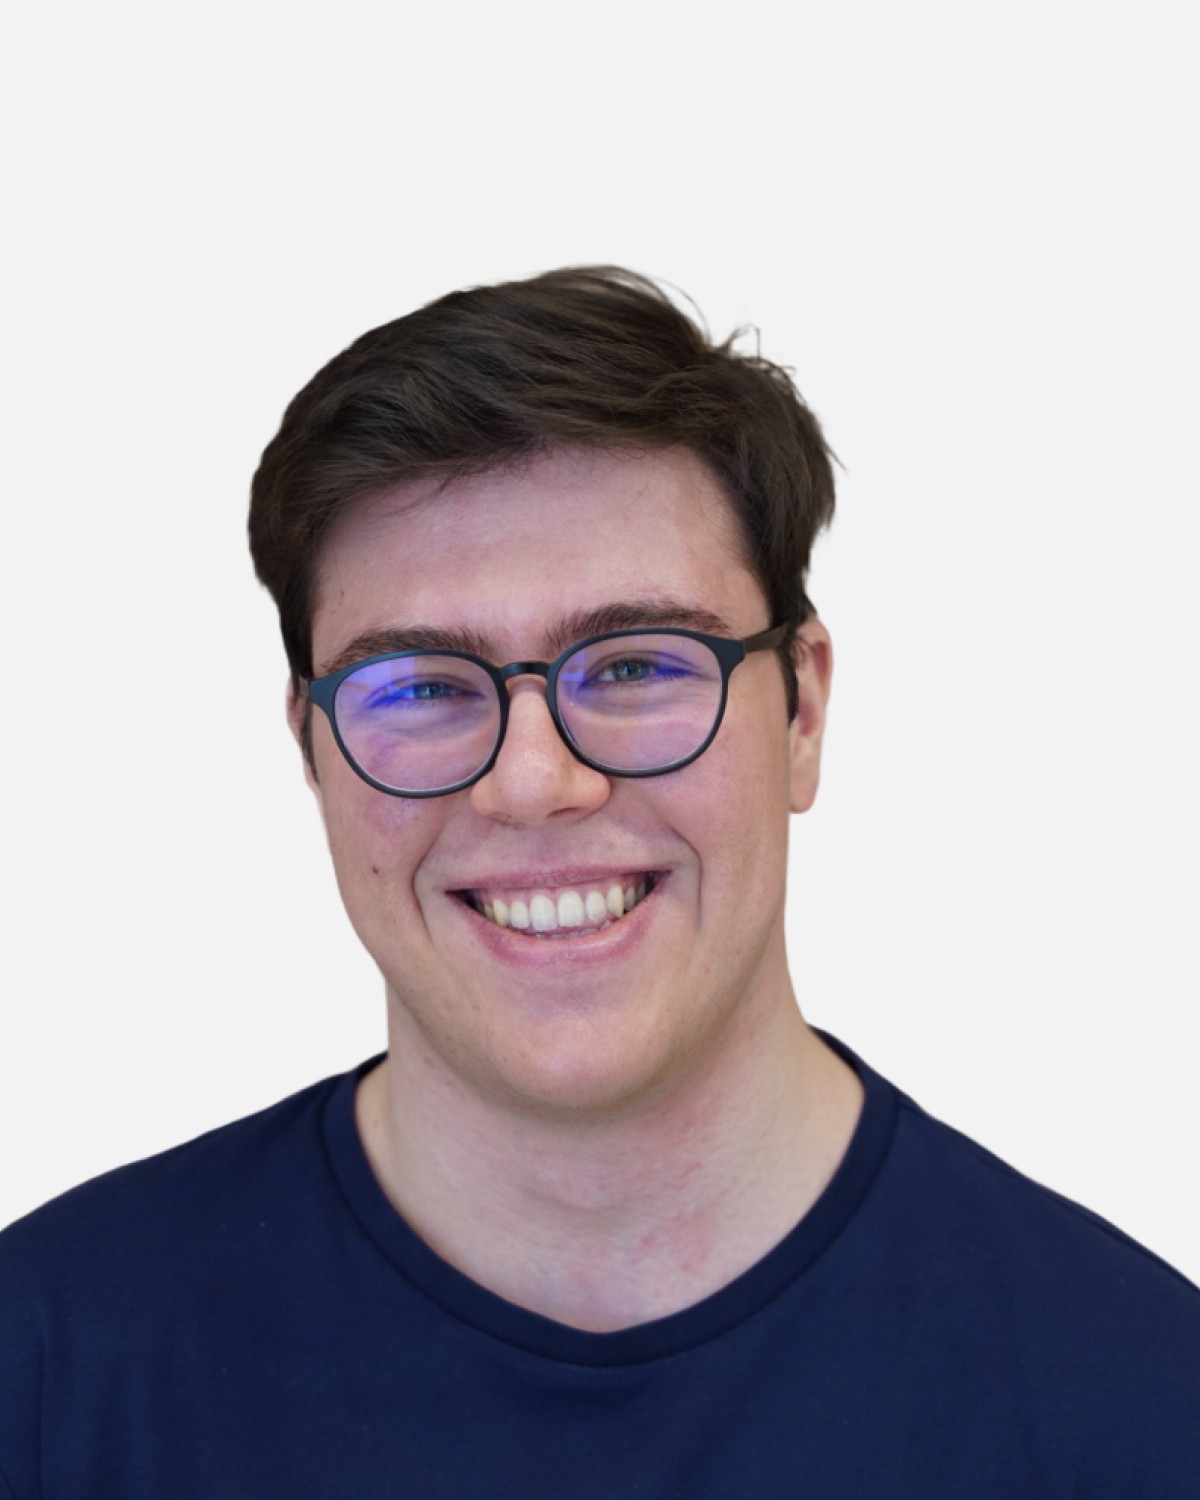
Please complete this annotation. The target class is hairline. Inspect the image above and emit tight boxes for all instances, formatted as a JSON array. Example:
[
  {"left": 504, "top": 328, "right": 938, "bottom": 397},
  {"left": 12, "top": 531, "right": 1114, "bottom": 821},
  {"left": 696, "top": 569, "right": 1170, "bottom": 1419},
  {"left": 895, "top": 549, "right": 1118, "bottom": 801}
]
[{"left": 302, "top": 441, "right": 769, "bottom": 687}]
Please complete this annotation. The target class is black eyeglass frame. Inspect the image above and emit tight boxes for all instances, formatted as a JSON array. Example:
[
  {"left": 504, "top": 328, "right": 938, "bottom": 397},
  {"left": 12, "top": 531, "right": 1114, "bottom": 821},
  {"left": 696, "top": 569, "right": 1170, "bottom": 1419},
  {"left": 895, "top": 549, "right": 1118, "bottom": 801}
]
[{"left": 305, "top": 623, "right": 789, "bottom": 798}]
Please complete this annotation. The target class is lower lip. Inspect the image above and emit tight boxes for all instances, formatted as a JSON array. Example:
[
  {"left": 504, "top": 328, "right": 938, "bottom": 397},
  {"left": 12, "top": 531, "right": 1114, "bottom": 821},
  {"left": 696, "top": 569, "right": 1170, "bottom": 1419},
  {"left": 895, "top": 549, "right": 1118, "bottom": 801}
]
[{"left": 449, "top": 880, "right": 665, "bottom": 970}]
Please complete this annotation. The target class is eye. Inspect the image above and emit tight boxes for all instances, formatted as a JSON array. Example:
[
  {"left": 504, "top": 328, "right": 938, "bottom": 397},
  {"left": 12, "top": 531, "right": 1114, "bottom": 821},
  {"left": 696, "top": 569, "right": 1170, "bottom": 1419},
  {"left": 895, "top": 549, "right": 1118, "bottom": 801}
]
[
  {"left": 588, "top": 652, "right": 694, "bottom": 686},
  {"left": 367, "top": 677, "right": 473, "bottom": 708},
  {"left": 596, "top": 656, "right": 658, "bottom": 684},
  {"left": 339, "top": 660, "right": 494, "bottom": 725}
]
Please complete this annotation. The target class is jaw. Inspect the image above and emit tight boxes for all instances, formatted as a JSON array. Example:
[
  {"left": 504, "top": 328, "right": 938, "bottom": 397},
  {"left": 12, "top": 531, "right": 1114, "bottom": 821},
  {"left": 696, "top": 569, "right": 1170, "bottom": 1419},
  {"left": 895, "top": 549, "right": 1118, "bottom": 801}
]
[
  {"left": 370, "top": 853, "right": 798, "bottom": 1126},
  {"left": 369, "top": 869, "right": 685, "bottom": 1113}
]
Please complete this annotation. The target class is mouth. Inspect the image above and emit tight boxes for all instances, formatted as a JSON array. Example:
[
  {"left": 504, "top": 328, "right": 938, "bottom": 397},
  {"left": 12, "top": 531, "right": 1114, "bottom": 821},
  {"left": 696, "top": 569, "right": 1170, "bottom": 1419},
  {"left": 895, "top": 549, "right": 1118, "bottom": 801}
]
[{"left": 454, "top": 873, "right": 661, "bottom": 939}]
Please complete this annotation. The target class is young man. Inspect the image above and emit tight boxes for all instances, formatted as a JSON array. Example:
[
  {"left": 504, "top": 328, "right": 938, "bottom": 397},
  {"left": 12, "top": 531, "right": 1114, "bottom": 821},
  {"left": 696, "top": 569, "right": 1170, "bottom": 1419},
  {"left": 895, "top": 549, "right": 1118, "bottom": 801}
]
[{"left": 2, "top": 269, "right": 1197, "bottom": 1495}]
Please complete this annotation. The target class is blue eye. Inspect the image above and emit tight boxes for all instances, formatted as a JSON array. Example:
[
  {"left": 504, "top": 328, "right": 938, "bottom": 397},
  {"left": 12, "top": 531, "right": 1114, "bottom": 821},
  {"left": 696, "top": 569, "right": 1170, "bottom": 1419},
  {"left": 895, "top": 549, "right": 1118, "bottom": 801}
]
[
  {"left": 367, "top": 679, "right": 467, "bottom": 708},
  {"left": 590, "top": 654, "right": 694, "bottom": 686},
  {"left": 599, "top": 658, "right": 652, "bottom": 684}
]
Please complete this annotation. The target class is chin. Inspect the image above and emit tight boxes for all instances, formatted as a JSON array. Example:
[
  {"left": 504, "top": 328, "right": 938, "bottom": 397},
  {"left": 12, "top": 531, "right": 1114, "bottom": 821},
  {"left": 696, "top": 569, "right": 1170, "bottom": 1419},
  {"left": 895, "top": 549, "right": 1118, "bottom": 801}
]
[{"left": 483, "top": 1013, "right": 706, "bottom": 1121}]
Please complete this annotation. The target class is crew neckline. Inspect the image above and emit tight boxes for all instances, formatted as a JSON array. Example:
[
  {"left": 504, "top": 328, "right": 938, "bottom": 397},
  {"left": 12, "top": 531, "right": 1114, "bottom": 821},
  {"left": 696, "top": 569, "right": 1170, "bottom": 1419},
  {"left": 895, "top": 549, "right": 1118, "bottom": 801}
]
[{"left": 321, "top": 1033, "right": 898, "bottom": 1367}]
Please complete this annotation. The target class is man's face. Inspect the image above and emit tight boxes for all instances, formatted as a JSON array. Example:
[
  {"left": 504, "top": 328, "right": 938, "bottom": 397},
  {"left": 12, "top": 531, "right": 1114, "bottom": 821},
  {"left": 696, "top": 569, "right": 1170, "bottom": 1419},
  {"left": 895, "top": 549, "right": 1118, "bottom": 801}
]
[{"left": 297, "top": 447, "right": 830, "bottom": 1117}]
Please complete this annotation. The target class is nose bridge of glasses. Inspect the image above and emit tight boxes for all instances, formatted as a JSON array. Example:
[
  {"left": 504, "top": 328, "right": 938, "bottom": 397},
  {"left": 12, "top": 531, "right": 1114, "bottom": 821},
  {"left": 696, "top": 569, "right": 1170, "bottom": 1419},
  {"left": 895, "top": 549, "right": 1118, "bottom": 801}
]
[
  {"left": 488, "top": 659, "right": 583, "bottom": 775},
  {"left": 495, "top": 660, "right": 553, "bottom": 690}
]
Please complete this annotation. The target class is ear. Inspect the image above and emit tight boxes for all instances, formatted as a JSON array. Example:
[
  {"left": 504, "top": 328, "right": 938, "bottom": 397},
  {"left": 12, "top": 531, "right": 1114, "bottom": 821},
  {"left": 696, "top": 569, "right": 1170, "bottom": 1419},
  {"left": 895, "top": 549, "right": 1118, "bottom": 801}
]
[
  {"left": 286, "top": 681, "right": 322, "bottom": 800},
  {"left": 788, "top": 618, "right": 832, "bottom": 814}
]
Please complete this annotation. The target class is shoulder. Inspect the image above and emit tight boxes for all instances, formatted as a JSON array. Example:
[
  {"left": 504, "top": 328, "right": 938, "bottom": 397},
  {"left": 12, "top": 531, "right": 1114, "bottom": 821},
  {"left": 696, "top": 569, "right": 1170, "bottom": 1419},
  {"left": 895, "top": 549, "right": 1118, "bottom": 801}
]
[
  {"left": 0, "top": 1064, "right": 361, "bottom": 1306},
  {"left": 829, "top": 1033, "right": 1199, "bottom": 1318},
  {"left": 888, "top": 1088, "right": 1199, "bottom": 1303},
  {"left": 0, "top": 1065, "right": 370, "bottom": 1496},
  {"left": 862, "top": 1080, "right": 1200, "bottom": 1491}
]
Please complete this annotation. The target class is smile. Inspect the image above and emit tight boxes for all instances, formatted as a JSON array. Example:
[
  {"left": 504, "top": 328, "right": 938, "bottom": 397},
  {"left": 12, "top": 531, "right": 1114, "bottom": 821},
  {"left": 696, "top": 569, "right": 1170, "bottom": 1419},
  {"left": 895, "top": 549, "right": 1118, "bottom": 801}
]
[{"left": 461, "top": 874, "right": 658, "bottom": 938}]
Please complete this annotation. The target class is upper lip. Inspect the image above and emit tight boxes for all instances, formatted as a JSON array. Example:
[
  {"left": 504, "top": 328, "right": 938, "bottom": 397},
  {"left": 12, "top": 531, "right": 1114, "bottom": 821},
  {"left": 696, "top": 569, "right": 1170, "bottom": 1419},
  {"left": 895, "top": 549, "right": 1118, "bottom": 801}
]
[{"left": 447, "top": 865, "right": 664, "bottom": 892}]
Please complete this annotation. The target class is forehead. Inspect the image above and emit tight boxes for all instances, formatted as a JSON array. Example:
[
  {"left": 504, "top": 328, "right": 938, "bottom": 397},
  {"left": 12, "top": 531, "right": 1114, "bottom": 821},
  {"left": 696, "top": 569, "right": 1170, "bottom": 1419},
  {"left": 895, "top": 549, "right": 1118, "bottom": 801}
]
[{"left": 311, "top": 447, "right": 765, "bottom": 666}]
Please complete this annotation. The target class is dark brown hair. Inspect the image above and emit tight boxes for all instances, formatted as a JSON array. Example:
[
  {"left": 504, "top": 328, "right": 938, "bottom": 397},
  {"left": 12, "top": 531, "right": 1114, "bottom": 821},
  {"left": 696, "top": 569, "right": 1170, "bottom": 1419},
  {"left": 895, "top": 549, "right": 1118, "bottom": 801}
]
[{"left": 248, "top": 267, "right": 836, "bottom": 717}]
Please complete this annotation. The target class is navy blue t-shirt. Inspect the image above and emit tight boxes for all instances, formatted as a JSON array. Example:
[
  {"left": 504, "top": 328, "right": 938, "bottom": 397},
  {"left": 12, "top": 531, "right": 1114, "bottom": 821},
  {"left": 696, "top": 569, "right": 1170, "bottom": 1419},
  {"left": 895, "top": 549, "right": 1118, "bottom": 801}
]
[{"left": 2, "top": 1039, "right": 1198, "bottom": 1497}]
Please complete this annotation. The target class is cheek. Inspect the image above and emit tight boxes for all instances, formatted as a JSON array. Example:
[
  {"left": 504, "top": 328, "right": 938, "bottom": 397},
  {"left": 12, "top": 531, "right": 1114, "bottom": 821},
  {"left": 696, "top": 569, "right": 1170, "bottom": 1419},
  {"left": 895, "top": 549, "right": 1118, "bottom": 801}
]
[
  {"left": 658, "top": 725, "right": 793, "bottom": 887},
  {"left": 319, "top": 768, "right": 445, "bottom": 900},
  {"left": 719, "top": 730, "right": 794, "bottom": 875}
]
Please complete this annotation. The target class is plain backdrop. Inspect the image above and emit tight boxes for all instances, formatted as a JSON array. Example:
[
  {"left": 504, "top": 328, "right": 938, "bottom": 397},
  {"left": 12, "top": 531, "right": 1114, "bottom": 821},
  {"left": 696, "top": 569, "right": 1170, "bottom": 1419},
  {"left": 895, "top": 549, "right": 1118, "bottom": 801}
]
[{"left": 2, "top": 2, "right": 1196, "bottom": 1283}]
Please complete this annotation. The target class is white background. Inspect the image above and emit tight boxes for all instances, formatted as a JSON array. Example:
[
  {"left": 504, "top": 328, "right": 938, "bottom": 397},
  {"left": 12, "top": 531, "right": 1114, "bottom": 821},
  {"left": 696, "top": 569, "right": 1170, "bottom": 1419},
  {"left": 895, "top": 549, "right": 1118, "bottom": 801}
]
[{"left": 2, "top": 3, "right": 1196, "bottom": 1282}]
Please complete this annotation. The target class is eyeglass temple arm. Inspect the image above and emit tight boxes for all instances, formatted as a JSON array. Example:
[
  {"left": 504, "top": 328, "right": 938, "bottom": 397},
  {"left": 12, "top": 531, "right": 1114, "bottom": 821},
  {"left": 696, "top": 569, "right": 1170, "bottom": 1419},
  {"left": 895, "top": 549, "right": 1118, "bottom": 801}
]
[{"left": 741, "top": 623, "right": 789, "bottom": 655}]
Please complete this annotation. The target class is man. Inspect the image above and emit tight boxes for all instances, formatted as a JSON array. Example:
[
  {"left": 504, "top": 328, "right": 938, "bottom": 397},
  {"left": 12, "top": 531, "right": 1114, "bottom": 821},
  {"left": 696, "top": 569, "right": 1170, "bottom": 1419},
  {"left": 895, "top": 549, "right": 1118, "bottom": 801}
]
[{"left": 1, "top": 268, "right": 1197, "bottom": 1495}]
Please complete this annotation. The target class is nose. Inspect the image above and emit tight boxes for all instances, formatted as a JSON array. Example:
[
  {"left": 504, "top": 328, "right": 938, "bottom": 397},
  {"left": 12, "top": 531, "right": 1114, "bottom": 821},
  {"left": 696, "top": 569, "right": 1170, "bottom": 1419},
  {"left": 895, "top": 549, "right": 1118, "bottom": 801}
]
[{"left": 469, "top": 676, "right": 612, "bottom": 824}]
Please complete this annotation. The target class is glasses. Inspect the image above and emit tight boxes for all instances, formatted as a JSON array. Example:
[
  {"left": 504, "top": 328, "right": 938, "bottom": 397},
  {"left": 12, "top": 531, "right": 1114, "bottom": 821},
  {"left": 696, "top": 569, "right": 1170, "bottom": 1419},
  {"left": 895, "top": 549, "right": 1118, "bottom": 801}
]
[{"left": 305, "top": 624, "right": 788, "bottom": 798}]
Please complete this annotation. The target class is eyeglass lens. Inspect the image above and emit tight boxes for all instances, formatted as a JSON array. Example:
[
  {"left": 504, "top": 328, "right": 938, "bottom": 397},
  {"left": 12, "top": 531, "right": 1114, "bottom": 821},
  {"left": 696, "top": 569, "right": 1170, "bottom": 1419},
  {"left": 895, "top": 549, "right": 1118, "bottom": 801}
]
[{"left": 332, "top": 633, "right": 727, "bottom": 794}]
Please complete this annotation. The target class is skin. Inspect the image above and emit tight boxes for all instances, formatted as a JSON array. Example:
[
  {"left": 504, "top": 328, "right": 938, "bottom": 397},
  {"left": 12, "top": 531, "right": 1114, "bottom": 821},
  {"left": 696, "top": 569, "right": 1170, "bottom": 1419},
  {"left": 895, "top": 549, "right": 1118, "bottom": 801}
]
[{"left": 291, "top": 445, "right": 862, "bottom": 1330}]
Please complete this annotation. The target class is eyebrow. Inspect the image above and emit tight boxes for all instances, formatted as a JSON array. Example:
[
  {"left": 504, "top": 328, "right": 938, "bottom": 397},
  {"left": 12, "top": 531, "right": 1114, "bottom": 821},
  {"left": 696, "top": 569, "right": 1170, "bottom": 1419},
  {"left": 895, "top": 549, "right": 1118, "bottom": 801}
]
[{"left": 317, "top": 597, "right": 738, "bottom": 677}]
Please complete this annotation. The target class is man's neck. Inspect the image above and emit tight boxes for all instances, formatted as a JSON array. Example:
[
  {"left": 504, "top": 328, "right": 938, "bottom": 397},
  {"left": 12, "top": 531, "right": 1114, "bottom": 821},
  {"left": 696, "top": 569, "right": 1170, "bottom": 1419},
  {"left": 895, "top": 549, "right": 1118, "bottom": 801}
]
[{"left": 355, "top": 996, "right": 862, "bottom": 1333}]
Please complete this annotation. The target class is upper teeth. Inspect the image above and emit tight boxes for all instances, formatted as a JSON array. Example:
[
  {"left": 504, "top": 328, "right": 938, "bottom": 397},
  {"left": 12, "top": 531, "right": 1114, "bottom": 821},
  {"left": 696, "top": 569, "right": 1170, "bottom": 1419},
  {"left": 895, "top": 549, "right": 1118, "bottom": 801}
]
[{"left": 479, "top": 878, "right": 649, "bottom": 935}]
